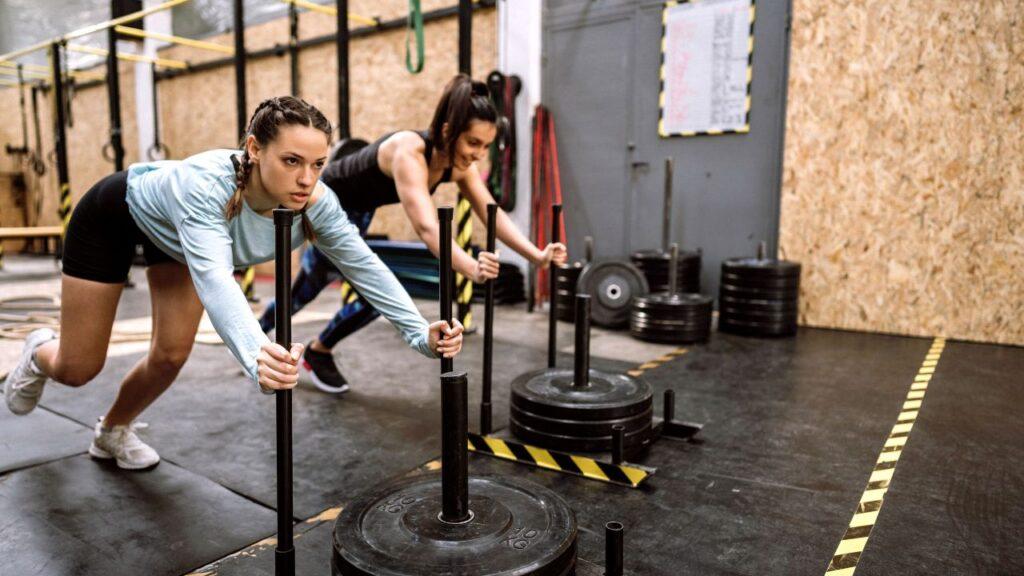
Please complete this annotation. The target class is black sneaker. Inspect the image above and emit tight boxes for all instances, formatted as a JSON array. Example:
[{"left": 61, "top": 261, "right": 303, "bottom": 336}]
[{"left": 299, "top": 345, "right": 350, "bottom": 394}]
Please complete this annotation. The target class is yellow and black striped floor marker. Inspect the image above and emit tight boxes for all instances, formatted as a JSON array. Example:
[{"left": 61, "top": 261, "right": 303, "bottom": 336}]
[
  {"left": 339, "top": 280, "right": 358, "bottom": 306},
  {"left": 468, "top": 433, "right": 654, "bottom": 488},
  {"left": 240, "top": 266, "right": 257, "bottom": 301},
  {"left": 455, "top": 195, "right": 473, "bottom": 330},
  {"left": 824, "top": 337, "right": 946, "bottom": 576},
  {"left": 627, "top": 347, "right": 688, "bottom": 378}
]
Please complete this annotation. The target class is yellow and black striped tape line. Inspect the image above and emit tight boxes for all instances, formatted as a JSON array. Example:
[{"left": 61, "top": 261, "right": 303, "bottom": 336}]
[
  {"left": 339, "top": 280, "right": 359, "bottom": 305},
  {"left": 468, "top": 433, "right": 653, "bottom": 488},
  {"left": 59, "top": 183, "right": 71, "bottom": 237},
  {"left": 658, "top": 0, "right": 755, "bottom": 138},
  {"left": 824, "top": 337, "right": 946, "bottom": 576},
  {"left": 455, "top": 195, "right": 473, "bottom": 329},
  {"left": 241, "top": 266, "right": 256, "bottom": 300},
  {"left": 627, "top": 347, "right": 688, "bottom": 377}
]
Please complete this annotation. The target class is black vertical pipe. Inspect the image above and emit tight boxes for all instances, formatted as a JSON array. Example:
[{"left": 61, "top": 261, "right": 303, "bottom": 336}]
[
  {"left": 106, "top": 26, "right": 124, "bottom": 171},
  {"left": 288, "top": 0, "right": 299, "bottom": 96},
  {"left": 664, "top": 389, "right": 676, "bottom": 424},
  {"left": 662, "top": 157, "right": 673, "bottom": 253},
  {"left": 273, "top": 209, "right": 295, "bottom": 576},
  {"left": 611, "top": 425, "right": 625, "bottom": 465},
  {"left": 573, "top": 294, "right": 590, "bottom": 388},
  {"left": 584, "top": 235, "right": 594, "bottom": 263},
  {"left": 605, "top": 521, "right": 624, "bottom": 576},
  {"left": 668, "top": 243, "right": 679, "bottom": 296},
  {"left": 438, "top": 207, "right": 454, "bottom": 374},
  {"left": 440, "top": 370, "right": 470, "bottom": 523},
  {"left": 547, "top": 203, "right": 562, "bottom": 368},
  {"left": 233, "top": 0, "right": 247, "bottom": 140},
  {"left": 481, "top": 203, "right": 498, "bottom": 435},
  {"left": 458, "top": 0, "right": 471, "bottom": 74},
  {"left": 50, "top": 42, "right": 70, "bottom": 257},
  {"left": 336, "top": 0, "right": 350, "bottom": 139}
]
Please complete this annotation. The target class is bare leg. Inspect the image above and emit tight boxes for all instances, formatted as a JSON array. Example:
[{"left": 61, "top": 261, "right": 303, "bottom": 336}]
[
  {"left": 34, "top": 275, "right": 123, "bottom": 387},
  {"left": 103, "top": 262, "right": 204, "bottom": 427}
]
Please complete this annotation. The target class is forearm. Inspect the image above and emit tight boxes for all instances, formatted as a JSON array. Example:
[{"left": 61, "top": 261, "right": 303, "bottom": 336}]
[{"left": 495, "top": 210, "right": 544, "bottom": 264}]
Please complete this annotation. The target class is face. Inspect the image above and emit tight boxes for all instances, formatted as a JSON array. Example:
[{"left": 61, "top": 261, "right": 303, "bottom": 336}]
[
  {"left": 450, "top": 120, "right": 497, "bottom": 170},
  {"left": 248, "top": 124, "right": 329, "bottom": 210}
]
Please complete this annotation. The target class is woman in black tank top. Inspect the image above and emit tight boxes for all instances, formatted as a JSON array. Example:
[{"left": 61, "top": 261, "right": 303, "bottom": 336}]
[{"left": 259, "top": 75, "right": 568, "bottom": 393}]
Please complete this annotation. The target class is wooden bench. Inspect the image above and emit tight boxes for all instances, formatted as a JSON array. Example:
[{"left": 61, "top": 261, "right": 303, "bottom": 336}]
[{"left": 0, "top": 226, "right": 63, "bottom": 264}]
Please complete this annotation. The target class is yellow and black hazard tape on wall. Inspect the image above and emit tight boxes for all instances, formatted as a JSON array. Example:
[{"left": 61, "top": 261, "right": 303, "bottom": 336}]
[
  {"left": 823, "top": 337, "right": 946, "bottom": 576},
  {"left": 627, "top": 347, "right": 688, "bottom": 377},
  {"left": 467, "top": 433, "right": 653, "bottom": 488},
  {"left": 454, "top": 195, "right": 473, "bottom": 329},
  {"left": 340, "top": 280, "right": 359, "bottom": 306}
]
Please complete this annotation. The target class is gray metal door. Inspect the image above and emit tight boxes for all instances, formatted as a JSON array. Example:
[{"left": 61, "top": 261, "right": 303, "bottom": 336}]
[{"left": 543, "top": 0, "right": 792, "bottom": 300}]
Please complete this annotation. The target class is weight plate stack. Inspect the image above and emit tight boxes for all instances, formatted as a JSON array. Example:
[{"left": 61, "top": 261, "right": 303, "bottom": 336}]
[
  {"left": 332, "top": 474, "right": 578, "bottom": 576},
  {"left": 554, "top": 263, "right": 583, "bottom": 323},
  {"left": 717, "top": 256, "right": 802, "bottom": 337},
  {"left": 510, "top": 367, "right": 653, "bottom": 452},
  {"left": 576, "top": 260, "right": 649, "bottom": 329},
  {"left": 630, "top": 292, "right": 713, "bottom": 344},
  {"left": 630, "top": 249, "right": 701, "bottom": 294}
]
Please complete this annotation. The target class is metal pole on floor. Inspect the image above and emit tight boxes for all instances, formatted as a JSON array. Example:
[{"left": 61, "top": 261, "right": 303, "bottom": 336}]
[
  {"left": 439, "top": 206, "right": 454, "bottom": 375},
  {"left": 273, "top": 209, "right": 295, "bottom": 576},
  {"left": 106, "top": 25, "right": 124, "bottom": 171},
  {"left": 481, "top": 203, "right": 498, "bottom": 434},
  {"left": 50, "top": 42, "right": 70, "bottom": 258},
  {"left": 548, "top": 203, "right": 562, "bottom": 368}
]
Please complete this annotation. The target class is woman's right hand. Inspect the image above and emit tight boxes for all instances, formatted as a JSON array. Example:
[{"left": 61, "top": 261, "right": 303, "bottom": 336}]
[
  {"left": 472, "top": 250, "right": 501, "bottom": 284},
  {"left": 257, "top": 342, "right": 304, "bottom": 391}
]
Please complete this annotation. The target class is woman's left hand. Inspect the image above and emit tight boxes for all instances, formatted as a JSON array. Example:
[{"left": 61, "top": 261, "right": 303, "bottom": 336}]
[
  {"left": 429, "top": 319, "right": 464, "bottom": 358},
  {"left": 538, "top": 242, "right": 568, "bottom": 269}
]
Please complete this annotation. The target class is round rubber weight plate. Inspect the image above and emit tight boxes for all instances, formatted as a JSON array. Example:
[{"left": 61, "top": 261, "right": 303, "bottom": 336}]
[
  {"left": 577, "top": 260, "right": 649, "bottom": 328},
  {"left": 720, "top": 272, "right": 801, "bottom": 290},
  {"left": 510, "top": 367, "right": 652, "bottom": 421},
  {"left": 332, "top": 475, "right": 577, "bottom": 576},
  {"left": 721, "top": 257, "right": 801, "bottom": 278}
]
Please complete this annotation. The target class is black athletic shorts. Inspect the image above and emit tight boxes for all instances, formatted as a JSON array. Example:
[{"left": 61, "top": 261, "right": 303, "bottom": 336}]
[{"left": 62, "top": 171, "right": 176, "bottom": 284}]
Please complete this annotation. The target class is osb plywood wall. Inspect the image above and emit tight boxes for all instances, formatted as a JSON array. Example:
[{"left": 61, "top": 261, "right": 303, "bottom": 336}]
[
  {"left": 1, "top": 1, "right": 496, "bottom": 259},
  {"left": 780, "top": 1, "right": 1024, "bottom": 346}
]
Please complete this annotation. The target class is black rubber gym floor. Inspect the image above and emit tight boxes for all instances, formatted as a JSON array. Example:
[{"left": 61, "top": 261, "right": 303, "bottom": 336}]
[{"left": 2, "top": 278, "right": 1022, "bottom": 575}]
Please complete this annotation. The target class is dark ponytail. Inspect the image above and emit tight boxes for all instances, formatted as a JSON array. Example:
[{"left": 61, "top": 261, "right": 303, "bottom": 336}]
[
  {"left": 429, "top": 74, "right": 499, "bottom": 161},
  {"left": 231, "top": 96, "right": 332, "bottom": 242}
]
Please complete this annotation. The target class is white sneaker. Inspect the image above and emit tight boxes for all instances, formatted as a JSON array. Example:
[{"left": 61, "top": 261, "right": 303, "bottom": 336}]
[
  {"left": 88, "top": 418, "right": 160, "bottom": 470},
  {"left": 4, "top": 328, "right": 55, "bottom": 415}
]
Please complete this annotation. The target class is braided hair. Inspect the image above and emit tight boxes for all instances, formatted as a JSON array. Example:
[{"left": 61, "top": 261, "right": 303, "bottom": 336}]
[
  {"left": 429, "top": 74, "right": 499, "bottom": 163},
  {"left": 229, "top": 96, "right": 332, "bottom": 242}
]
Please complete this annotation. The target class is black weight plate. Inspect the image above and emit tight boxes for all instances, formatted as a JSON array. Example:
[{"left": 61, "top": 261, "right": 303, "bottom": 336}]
[
  {"left": 576, "top": 260, "right": 649, "bottom": 328},
  {"left": 630, "top": 325, "right": 711, "bottom": 344},
  {"left": 630, "top": 305, "right": 712, "bottom": 321},
  {"left": 718, "top": 295, "right": 800, "bottom": 312},
  {"left": 719, "top": 283, "right": 800, "bottom": 301},
  {"left": 630, "top": 249, "right": 701, "bottom": 265},
  {"left": 510, "top": 416, "right": 653, "bottom": 453},
  {"left": 510, "top": 368, "right": 652, "bottom": 421},
  {"left": 510, "top": 403, "right": 652, "bottom": 437},
  {"left": 719, "top": 307, "right": 799, "bottom": 323},
  {"left": 718, "top": 316, "right": 798, "bottom": 337},
  {"left": 629, "top": 317, "right": 712, "bottom": 331},
  {"left": 332, "top": 475, "right": 577, "bottom": 576},
  {"left": 329, "top": 137, "right": 370, "bottom": 163},
  {"left": 721, "top": 257, "right": 801, "bottom": 278},
  {"left": 720, "top": 272, "right": 801, "bottom": 289}
]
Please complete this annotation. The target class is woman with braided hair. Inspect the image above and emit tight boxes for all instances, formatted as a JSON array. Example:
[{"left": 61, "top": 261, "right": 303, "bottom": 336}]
[
  {"left": 259, "top": 74, "right": 566, "bottom": 393},
  {"left": 2, "top": 96, "right": 463, "bottom": 470}
]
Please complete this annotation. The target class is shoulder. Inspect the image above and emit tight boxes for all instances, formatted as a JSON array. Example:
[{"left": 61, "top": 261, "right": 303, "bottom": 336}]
[
  {"left": 384, "top": 131, "right": 427, "bottom": 158},
  {"left": 174, "top": 149, "right": 239, "bottom": 212}
]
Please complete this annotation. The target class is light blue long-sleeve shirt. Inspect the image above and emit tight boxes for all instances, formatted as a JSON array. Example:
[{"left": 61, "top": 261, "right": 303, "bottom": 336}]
[{"left": 125, "top": 149, "right": 434, "bottom": 389}]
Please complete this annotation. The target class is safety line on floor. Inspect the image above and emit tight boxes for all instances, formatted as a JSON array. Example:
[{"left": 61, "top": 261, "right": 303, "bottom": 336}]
[
  {"left": 467, "top": 433, "right": 653, "bottom": 488},
  {"left": 823, "top": 337, "right": 946, "bottom": 576},
  {"left": 627, "top": 347, "right": 688, "bottom": 377}
]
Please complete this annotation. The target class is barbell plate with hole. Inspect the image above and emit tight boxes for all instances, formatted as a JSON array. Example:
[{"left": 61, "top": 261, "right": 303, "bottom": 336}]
[
  {"left": 576, "top": 260, "right": 649, "bottom": 328},
  {"left": 332, "top": 475, "right": 578, "bottom": 575},
  {"left": 721, "top": 257, "right": 801, "bottom": 279}
]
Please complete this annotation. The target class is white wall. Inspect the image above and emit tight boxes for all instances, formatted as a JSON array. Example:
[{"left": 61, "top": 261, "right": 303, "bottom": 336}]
[{"left": 497, "top": 0, "right": 542, "bottom": 273}]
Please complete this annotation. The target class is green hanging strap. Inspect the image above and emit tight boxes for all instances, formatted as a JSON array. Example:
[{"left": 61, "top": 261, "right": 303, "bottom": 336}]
[{"left": 405, "top": 0, "right": 425, "bottom": 74}]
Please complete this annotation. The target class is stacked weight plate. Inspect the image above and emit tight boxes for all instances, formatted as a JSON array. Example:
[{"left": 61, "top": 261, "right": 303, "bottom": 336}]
[
  {"left": 630, "top": 249, "right": 701, "bottom": 294},
  {"left": 511, "top": 295, "right": 653, "bottom": 452},
  {"left": 554, "top": 263, "right": 584, "bottom": 322},
  {"left": 630, "top": 244, "right": 712, "bottom": 344},
  {"left": 717, "top": 249, "right": 801, "bottom": 337}
]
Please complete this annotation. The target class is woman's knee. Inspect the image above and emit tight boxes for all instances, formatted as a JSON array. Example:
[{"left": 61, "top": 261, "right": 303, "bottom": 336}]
[
  {"left": 51, "top": 358, "right": 105, "bottom": 388},
  {"left": 148, "top": 344, "right": 192, "bottom": 374}
]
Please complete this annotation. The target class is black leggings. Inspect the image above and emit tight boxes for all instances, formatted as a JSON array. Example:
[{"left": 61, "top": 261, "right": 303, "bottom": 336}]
[{"left": 62, "top": 171, "right": 175, "bottom": 284}]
